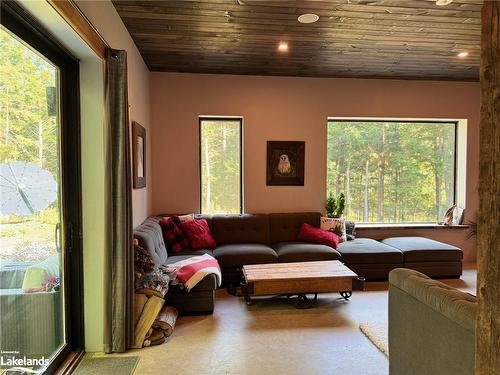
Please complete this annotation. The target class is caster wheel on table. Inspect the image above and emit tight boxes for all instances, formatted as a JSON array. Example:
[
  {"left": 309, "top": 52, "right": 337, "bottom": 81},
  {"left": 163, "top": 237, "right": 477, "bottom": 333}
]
[
  {"left": 244, "top": 295, "right": 253, "bottom": 305},
  {"left": 295, "top": 293, "right": 318, "bottom": 309},
  {"left": 339, "top": 291, "right": 352, "bottom": 300}
]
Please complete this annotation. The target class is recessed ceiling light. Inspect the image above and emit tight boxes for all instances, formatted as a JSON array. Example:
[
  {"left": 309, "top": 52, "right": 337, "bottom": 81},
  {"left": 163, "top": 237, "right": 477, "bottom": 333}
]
[
  {"left": 278, "top": 41, "right": 289, "bottom": 52},
  {"left": 435, "top": 0, "right": 453, "bottom": 6},
  {"left": 298, "top": 13, "right": 319, "bottom": 24},
  {"left": 457, "top": 51, "right": 469, "bottom": 58}
]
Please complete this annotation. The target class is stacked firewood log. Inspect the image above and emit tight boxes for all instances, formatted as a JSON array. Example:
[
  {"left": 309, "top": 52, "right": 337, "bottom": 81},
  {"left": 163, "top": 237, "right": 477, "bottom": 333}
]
[
  {"left": 133, "top": 240, "right": 178, "bottom": 348},
  {"left": 133, "top": 293, "right": 178, "bottom": 348}
]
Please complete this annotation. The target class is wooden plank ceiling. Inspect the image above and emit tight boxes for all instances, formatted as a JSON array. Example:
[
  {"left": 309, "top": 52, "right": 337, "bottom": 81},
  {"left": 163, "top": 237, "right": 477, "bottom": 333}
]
[{"left": 112, "top": 0, "right": 481, "bottom": 80}]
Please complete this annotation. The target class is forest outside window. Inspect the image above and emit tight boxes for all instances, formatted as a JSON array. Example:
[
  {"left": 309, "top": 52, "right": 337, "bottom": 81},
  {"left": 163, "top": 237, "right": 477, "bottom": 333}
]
[
  {"left": 327, "top": 119, "right": 461, "bottom": 224},
  {"left": 200, "top": 117, "right": 242, "bottom": 214}
]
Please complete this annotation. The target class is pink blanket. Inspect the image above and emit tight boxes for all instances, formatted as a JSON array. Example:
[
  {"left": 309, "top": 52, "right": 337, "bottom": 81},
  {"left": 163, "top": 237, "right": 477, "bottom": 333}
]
[{"left": 163, "top": 254, "right": 221, "bottom": 291}]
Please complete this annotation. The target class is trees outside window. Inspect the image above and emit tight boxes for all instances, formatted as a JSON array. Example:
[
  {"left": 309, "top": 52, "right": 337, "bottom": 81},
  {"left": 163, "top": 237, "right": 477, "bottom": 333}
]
[
  {"left": 200, "top": 118, "right": 242, "bottom": 214},
  {"left": 0, "top": 27, "right": 60, "bottom": 262},
  {"left": 327, "top": 120, "right": 456, "bottom": 223}
]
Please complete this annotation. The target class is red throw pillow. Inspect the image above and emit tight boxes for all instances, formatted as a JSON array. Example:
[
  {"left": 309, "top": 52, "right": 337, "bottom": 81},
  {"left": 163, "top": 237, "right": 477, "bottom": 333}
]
[
  {"left": 297, "top": 223, "right": 340, "bottom": 249},
  {"left": 181, "top": 219, "right": 217, "bottom": 250},
  {"left": 159, "top": 215, "right": 190, "bottom": 253}
]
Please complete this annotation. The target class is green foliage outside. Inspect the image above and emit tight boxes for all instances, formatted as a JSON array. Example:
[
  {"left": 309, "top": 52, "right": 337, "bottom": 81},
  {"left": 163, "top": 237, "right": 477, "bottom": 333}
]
[
  {"left": 0, "top": 28, "right": 60, "bottom": 262},
  {"left": 201, "top": 119, "right": 241, "bottom": 214},
  {"left": 327, "top": 121, "right": 455, "bottom": 223}
]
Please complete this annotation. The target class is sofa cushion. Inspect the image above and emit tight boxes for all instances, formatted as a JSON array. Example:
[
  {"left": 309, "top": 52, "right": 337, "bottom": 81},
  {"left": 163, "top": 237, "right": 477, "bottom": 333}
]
[
  {"left": 212, "top": 214, "right": 270, "bottom": 245},
  {"left": 269, "top": 212, "right": 321, "bottom": 244},
  {"left": 213, "top": 244, "right": 277, "bottom": 268},
  {"left": 382, "top": 237, "right": 463, "bottom": 262},
  {"left": 337, "top": 238, "right": 404, "bottom": 264},
  {"left": 134, "top": 216, "right": 168, "bottom": 266},
  {"left": 273, "top": 242, "right": 342, "bottom": 263}
]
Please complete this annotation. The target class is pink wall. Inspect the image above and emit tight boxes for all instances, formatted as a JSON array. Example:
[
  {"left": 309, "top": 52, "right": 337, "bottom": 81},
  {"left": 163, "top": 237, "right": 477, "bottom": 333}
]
[
  {"left": 76, "top": 0, "right": 151, "bottom": 227},
  {"left": 150, "top": 73, "right": 479, "bottom": 261}
]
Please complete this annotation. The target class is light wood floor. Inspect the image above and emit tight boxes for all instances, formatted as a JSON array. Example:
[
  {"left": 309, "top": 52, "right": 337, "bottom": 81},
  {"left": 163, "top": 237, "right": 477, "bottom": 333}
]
[{"left": 119, "top": 265, "right": 477, "bottom": 375}]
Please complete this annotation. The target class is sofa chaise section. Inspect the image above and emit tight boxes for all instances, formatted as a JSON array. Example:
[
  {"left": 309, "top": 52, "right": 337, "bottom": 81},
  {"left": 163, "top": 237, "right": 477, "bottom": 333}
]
[{"left": 382, "top": 237, "right": 463, "bottom": 278}]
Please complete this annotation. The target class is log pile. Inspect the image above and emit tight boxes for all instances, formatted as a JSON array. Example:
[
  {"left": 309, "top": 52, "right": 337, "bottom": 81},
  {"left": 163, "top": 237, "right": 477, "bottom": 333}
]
[
  {"left": 133, "top": 293, "right": 178, "bottom": 348},
  {"left": 133, "top": 240, "right": 178, "bottom": 349}
]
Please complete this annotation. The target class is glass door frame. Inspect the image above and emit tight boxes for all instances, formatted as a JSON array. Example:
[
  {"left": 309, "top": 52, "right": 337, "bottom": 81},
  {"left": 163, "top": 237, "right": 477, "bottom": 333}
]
[{"left": 1, "top": 1, "right": 84, "bottom": 372}]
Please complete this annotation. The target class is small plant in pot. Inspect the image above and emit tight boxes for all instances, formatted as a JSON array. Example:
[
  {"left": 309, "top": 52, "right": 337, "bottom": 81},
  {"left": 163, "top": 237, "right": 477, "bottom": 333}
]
[{"left": 326, "top": 192, "right": 345, "bottom": 218}]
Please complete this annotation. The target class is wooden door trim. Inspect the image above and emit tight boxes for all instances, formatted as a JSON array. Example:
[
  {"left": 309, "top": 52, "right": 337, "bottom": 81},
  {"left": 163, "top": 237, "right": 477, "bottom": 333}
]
[{"left": 47, "top": 0, "right": 107, "bottom": 59}]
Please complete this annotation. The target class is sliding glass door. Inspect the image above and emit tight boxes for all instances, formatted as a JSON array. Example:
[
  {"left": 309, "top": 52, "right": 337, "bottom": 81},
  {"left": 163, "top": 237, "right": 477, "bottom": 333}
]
[{"left": 1, "top": 3, "right": 83, "bottom": 373}]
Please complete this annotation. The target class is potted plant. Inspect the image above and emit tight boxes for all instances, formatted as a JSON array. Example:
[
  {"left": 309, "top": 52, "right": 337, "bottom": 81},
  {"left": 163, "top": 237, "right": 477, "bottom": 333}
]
[{"left": 326, "top": 192, "right": 345, "bottom": 218}]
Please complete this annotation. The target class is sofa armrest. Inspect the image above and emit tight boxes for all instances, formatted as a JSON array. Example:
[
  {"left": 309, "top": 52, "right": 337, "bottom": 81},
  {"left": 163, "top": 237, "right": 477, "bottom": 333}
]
[
  {"left": 389, "top": 268, "right": 476, "bottom": 332},
  {"left": 388, "top": 268, "right": 476, "bottom": 375}
]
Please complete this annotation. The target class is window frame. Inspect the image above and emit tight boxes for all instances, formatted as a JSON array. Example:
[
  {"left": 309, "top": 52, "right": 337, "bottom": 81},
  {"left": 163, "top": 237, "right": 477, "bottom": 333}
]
[
  {"left": 1, "top": 1, "right": 84, "bottom": 372},
  {"left": 199, "top": 116, "right": 243, "bottom": 214},
  {"left": 326, "top": 117, "right": 464, "bottom": 224}
]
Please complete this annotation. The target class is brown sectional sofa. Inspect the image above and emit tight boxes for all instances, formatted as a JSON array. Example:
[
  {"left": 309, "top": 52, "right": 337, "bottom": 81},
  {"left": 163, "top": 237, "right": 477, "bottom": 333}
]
[{"left": 135, "top": 212, "right": 463, "bottom": 298}]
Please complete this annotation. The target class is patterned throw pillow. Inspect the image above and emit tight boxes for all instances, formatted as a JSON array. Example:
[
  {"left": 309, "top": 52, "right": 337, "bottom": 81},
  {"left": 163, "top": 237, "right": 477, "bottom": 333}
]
[
  {"left": 159, "top": 215, "right": 190, "bottom": 253},
  {"left": 320, "top": 217, "right": 347, "bottom": 242}
]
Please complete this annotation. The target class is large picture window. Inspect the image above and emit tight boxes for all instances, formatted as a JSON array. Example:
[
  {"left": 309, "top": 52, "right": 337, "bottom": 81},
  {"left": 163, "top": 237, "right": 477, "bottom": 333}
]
[
  {"left": 327, "top": 120, "right": 457, "bottom": 224},
  {"left": 200, "top": 117, "right": 242, "bottom": 214}
]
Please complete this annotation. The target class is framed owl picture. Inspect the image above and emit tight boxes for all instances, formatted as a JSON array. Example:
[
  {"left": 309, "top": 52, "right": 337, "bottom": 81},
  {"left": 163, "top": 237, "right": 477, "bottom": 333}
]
[{"left": 266, "top": 141, "right": 305, "bottom": 186}]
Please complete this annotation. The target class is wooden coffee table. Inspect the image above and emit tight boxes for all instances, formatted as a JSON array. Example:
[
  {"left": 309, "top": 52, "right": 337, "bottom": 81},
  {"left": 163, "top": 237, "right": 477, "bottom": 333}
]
[{"left": 241, "top": 260, "right": 359, "bottom": 308}]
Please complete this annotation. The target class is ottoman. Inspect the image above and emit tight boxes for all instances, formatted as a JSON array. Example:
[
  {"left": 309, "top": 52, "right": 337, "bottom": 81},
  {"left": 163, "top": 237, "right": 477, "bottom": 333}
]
[{"left": 382, "top": 237, "right": 463, "bottom": 278}]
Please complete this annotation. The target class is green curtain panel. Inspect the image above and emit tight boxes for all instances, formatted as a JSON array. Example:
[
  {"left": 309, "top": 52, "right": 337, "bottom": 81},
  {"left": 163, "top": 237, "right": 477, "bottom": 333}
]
[{"left": 104, "top": 48, "right": 134, "bottom": 353}]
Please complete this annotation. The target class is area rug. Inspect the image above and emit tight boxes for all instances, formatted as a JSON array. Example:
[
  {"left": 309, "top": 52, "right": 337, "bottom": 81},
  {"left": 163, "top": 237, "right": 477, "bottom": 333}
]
[
  {"left": 359, "top": 321, "right": 389, "bottom": 357},
  {"left": 73, "top": 356, "right": 139, "bottom": 375}
]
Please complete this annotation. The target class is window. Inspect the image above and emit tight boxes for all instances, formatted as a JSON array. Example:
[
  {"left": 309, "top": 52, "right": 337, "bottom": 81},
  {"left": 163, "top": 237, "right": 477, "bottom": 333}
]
[
  {"left": 1, "top": 2, "right": 83, "bottom": 372},
  {"left": 327, "top": 120, "right": 458, "bottom": 224},
  {"left": 200, "top": 118, "right": 242, "bottom": 214}
]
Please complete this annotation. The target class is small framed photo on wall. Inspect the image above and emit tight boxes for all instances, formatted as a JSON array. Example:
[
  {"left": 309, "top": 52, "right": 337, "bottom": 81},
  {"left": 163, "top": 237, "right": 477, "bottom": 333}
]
[
  {"left": 132, "top": 121, "right": 146, "bottom": 189},
  {"left": 266, "top": 141, "right": 305, "bottom": 186}
]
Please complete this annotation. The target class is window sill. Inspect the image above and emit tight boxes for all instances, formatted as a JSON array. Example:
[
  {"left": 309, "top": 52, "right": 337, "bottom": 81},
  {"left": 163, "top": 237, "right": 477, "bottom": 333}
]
[{"left": 356, "top": 223, "right": 470, "bottom": 230}]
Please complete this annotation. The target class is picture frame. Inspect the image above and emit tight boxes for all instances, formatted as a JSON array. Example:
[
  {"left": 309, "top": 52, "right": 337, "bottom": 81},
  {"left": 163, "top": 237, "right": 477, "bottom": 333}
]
[
  {"left": 453, "top": 205, "right": 465, "bottom": 225},
  {"left": 266, "top": 141, "right": 305, "bottom": 186},
  {"left": 440, "top": 204, "right": 465, "bottom": 225},
  {"left": 132, "top": 121, "right": 146, "bottom": 189}
]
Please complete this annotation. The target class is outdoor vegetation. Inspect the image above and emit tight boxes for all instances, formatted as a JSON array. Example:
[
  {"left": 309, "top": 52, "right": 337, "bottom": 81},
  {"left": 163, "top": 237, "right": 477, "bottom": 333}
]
[
  {"left": 200, "top": 119, "right": 241, "bottom": 214},
  {"left": 0, "top": 27, "right": 60, "bottom": 262},
  {"left": 327, "top": 120, "right": 456, "bottom": 223}
]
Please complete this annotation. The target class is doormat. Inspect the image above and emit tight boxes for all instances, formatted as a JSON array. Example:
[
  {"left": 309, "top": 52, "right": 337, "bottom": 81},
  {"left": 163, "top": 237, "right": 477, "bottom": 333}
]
[
  {"left": 73, "top": 356, "right": 139, "bottom": 375},
  {"left": 359, "top": 321, "right": 389, "bottom": 357}
]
